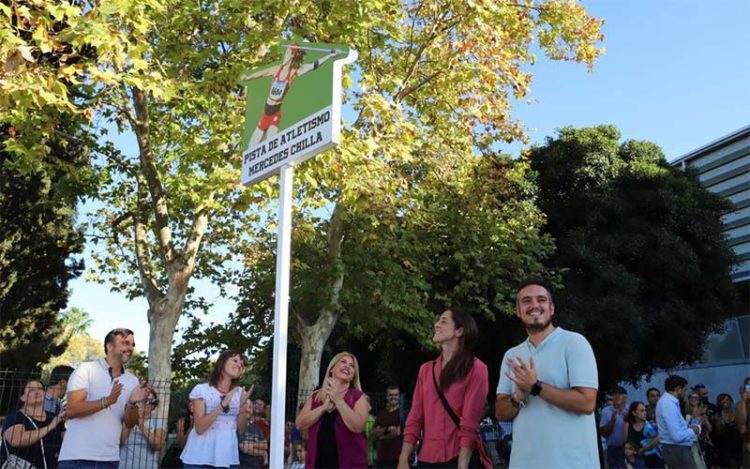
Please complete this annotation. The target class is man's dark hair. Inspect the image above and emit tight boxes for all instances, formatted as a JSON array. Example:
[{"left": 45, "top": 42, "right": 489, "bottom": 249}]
[
  {"left": 664, "top": 375, "right": 688, "bottom": 392},
  {"left": 646, "top": 387, "right": 660, "bottom": 397},
  {"left": 516, "top": 278, "right": 554, "bottom": 305},
  {"left": 103, "top": 328, "right": 134, "bottom": 354},
  {"left": 49, "top": 365, "right": 74, "bottom": 386},
  {"left": 386, "top": 384, "right": 399, "bottom": 393}
]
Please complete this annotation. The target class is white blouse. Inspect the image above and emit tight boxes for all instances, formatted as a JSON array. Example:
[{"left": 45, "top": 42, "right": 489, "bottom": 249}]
[{"left": 180, "top": 383, "right": 242, "bottom": 467}]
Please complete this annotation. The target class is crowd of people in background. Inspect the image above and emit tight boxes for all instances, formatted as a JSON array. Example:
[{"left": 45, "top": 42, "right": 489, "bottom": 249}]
[
  {"left": 1, "top": 281, "right": 749, "bottom": 469},
  {"left": 598, "top": 377, "right": 749, "bottom": 469}
]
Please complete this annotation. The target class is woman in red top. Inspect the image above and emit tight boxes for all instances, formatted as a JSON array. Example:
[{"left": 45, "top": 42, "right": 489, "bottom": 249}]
[
  {"left": 398, "top": 309, "right": 489, "bottom": 469},
  {"left": 296, "top": 352, "right": 369, "bottom": 468}
]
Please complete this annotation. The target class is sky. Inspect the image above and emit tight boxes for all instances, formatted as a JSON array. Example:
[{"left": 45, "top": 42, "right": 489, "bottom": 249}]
[{"left": 68, "top": 0, "right": 750, "bottom": 353}]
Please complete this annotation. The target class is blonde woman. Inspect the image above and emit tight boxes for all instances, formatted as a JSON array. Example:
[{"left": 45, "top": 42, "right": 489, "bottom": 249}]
[{"left": 296, "top": 352, "right": 369, "bottom": 468}]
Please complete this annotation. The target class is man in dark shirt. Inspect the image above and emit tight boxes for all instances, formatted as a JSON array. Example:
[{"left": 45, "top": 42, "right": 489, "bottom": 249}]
[
  {"left": 693, "top": 384, "right": 719, "bottom": 417},
  {"left": 373, "top": 384, "right": 403, "bottom": 468},
  {"left": 239, "top": 398, "right": 269, "bottom": 468},
  {"left": 645, "top": 387, "right": 661, "bottom": 423},
  {"left": 45, "top": 365, "right": 73, "bottom": 415}
]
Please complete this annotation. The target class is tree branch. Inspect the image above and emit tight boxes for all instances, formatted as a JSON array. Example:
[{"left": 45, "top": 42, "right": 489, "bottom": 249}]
[
  {"left": 179, "top": 201, "right": 211, "bottom": 279},
  {"left": 131, "top": 85, "right": 176, "bottom": 264},
  {"left": 396, "top": 13, "right": 458, "bottom": 103},
  {"left": 397, "top": 70, "right": 442, "bottom": 102},
  {"left": 326, "top": 203, "right": 346, "bottom": 311},
  {"left": 134, "top": 171, "right": 163, "bottom": 305}
]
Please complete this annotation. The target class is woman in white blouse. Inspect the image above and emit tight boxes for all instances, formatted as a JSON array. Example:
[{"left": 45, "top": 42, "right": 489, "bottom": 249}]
[{"left": 180, "top": 350, "right": 254, "bottom": 469}]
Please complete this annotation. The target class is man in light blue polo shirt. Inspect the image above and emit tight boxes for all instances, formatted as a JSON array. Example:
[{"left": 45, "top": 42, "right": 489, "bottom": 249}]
[
  {"left": 495, "top": 279, "right": 599, "bottom": 469},
  {"left": 656, "top": 374, "right": 700, "bottom": 469}
]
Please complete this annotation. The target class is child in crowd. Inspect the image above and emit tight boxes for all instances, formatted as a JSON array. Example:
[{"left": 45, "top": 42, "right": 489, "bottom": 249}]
[
  {"left": 618, "top": 440, "right": 647, "bottom": 469},
  {"left": 285, "top": 440, "right": 306, "bottom": 469}
]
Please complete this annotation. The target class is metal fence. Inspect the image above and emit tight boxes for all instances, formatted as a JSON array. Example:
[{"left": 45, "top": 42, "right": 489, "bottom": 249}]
[{"left": 0, "top": 371, "right": 508, "bottom": 468}]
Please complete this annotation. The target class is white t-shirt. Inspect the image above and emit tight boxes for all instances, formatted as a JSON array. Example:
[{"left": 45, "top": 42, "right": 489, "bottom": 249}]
[
  {"left": 497, "top": 327, "right": 600, "bottom": 469},
  {"left": 119, "top": 417, "right": 165, "bottom": 469},
  {"left": 180, "top": 383, "right": 242, "bottom": 467},
  {"left": 58, "top": 358, "right": 140, "bottom": 462}
]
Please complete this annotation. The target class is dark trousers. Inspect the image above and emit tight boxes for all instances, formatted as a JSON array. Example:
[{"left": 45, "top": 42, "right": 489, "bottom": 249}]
[
  {"left": 58, "top": 461, "right": 119, "bottom": 469},
  {"left": 661, "top": 444, "right": 697, "bottom": 469},
  {"left": 375, "top": 460, "right": 399, "bottom": 468},
  {"left": 418, "top": 458, "right": 458, "bottom": 468},
  {"left": 607, "top": 446, "right": 624, "bottom": 469}
]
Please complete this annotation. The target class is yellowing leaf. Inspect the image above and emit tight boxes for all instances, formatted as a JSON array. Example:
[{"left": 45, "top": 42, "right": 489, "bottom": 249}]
[{"left": 18, "top": 45, "right": 36, "bottom": 63}]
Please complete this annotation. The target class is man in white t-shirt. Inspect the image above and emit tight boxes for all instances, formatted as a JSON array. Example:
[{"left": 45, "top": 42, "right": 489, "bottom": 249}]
[
  {"left": 495, "top": 279, "right": 600, "bottom": 468},
  {"left": 58, "top": 328, "right": 150, "bottom": 469}
]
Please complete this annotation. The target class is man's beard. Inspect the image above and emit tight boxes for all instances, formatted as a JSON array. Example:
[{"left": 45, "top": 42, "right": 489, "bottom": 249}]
[{"left": 525, "top": 318, "right": 552, "bottom": 333}]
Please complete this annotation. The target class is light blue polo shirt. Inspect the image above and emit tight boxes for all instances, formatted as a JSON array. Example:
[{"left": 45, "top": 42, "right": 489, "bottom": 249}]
[{"left": 497, "top": 327, "right": 599, "bottom": 469}]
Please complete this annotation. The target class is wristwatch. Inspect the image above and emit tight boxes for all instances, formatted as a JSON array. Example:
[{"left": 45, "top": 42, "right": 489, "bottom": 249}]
[{"left": 530, "top": 380, "right": 544, "bottom": 396}]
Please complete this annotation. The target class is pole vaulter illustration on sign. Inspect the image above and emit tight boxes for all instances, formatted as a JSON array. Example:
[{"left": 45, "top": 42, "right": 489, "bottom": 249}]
[{"left": 240, "top": 39, "right": 357, "bottom": 468}]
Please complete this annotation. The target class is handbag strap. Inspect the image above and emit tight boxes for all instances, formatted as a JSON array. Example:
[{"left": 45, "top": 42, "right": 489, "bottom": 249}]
[
  {"left": 431, "top": 360, "right": 461, "bottom": 429},
  {"left": 1, "top": 430, "right": 9, "bottom": 459},
  {"left": 431, "top": 362, "right": 491, "bottom": 469},
  {"left": 21, "top": 412, "right": 48, "bottom": 469}
]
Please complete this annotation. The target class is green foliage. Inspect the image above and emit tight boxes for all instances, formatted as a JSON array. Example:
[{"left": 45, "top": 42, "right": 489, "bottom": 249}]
[
  {"left": 0, "top": 117, "right": 92, "bottom": 371},
  {"left": 59, "top": 306, "right": 94, "bottom": 336},
  {"left": 214, "top": 154, "right": 553, "bottom": 379},
  {"left": 125, "top": 350, "right": 149, "bottom": 379},
  {"left": 42, "top": 331, "right": 103, "bottom": 372},
  {"left": 529, "top": 125, "right": 739, "bottom": 393},
  {"left": 170, "top": 0, "right": 603, "bottom": 382},
  {"left": 1, "top": 0, "right": 605, "bottom": 381}
]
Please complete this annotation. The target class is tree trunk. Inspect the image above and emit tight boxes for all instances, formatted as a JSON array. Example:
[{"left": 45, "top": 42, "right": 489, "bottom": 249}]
[
  {"left": 296, "top": 205, "right": 346, "bottom": 401},
  {"left": 145, "top": 288, "right": 185, "bottom": 427},
  {"left": 297, "top": 306, "right": 339, "bottom": 399},
  {"left": 147, "top": 296, "right": 183, "bottom": 381}
]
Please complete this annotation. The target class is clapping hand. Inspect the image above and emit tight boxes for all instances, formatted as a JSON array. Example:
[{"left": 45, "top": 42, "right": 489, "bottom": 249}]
[
  {"left": 128, "top": 381, "right": 152, "bottom": 404},
  {"left": 505, "top": 356, "right": 537, "bottom": 394},
  {"left": 108, "top": 380, "right": 124, "bottom": 405},
  {"left": 240, "top": 384, "right": 255, "bottom": 405},
  {"left": 323, "top": 377, "right": 343, "bottom": 406},
  {"left": 239, "top": 385, "right": 255, "bottom": 417}
]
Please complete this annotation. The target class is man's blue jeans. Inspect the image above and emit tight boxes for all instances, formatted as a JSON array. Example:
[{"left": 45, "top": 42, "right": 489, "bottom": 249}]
[
  {"left": 58, "top": 461, "right": 119, "bottom": 469},
  {"left": 182, "top": 465, "right": 240, "bottom": 469}
]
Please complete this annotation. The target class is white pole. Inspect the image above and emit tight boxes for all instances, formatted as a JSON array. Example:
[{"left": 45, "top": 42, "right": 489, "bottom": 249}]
[{"left": 269, "top": 163, "right": 293, "bottom": 469}]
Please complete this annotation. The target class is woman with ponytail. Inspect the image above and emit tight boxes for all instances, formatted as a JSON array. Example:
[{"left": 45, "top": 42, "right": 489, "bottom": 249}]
[{"left": 397, "top": 309, "right": 489, "bottom": 469}]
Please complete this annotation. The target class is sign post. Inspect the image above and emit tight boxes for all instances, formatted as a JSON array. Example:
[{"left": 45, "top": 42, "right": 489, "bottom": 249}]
[{"left": 240, "top": 40, "right": 356, "bottom": 469}]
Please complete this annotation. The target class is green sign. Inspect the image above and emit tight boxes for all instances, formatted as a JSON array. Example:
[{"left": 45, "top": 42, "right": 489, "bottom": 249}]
[{"left": 240, "top": 40, "right": 356, "bottom": 185}]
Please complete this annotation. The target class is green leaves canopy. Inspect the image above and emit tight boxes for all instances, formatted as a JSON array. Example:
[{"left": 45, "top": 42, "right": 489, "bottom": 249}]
[{"left": 529, "top": 125, "right": 739, "bottom": 393}]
